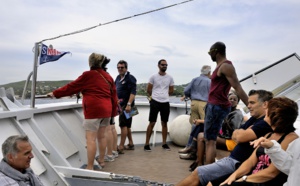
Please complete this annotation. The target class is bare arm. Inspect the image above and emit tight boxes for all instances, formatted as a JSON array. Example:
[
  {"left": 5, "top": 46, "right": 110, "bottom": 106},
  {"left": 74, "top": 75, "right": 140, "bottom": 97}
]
[
  {"left": 232, "top": 127, "right": 256, "bottom": 144},
  {"left": 147, "top": 83, "right": 153, "bottom": 96},
  {"left": 220, "top": 63, "right": 248, "bottom": 106},
  {"left": 127, "top": 94, "right": 135, "bottom": 105},
  {"left": 243, "top": 133, "right": 298, "bottom": 183},
  {"left": 221, "top": 149, "right": 258, "bottom": 185},
  {"left": 169, "top": 85, "right": 174, "bottom": 95},
  {"left": 125, "top": 93, "right": 136, "bottom": 113}
]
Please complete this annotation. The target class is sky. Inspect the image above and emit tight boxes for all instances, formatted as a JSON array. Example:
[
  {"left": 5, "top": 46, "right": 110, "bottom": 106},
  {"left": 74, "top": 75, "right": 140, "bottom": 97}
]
[{"left": 1, "top": 0, "right": 300, "bottom": 86}]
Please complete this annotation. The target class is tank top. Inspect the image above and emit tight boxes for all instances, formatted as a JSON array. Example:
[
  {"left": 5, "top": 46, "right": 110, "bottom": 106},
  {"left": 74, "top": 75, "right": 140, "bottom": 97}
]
[
  {"left": 208, "top": 61, "right": 232, "bottom": 108},
  {"left": 252, "top": 132, "right": 288, "bottom": 186}
]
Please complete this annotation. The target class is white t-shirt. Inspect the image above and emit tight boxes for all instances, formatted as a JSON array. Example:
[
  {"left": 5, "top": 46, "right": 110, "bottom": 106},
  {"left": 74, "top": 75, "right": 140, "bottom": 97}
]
[{"left": 149, "top": 73, "right": 174, "bottom": 103}]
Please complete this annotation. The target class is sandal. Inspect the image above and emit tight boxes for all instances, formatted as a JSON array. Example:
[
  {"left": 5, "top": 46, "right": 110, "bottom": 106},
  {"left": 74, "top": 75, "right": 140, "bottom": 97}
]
[
  {"left": 80, "top": 164, "right": 102, "bottom": 170},
  {"left": 117, "top": 146, "right": 125, "bottom": 154},
  {"left": 124, "top": 144, "right": 135, "bottom": 150},
  {"left": 95, "top": 155, "right": 105, "bottom": 168}
]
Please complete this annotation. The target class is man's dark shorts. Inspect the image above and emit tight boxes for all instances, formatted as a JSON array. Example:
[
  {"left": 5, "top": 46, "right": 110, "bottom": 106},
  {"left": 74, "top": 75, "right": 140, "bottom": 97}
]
[
  {"left": 149, "top": 99, "right": 170, "bottom": 123},
  {"left": 119, "top": 105, "right": 133, "bottom": 128},
  {"left": 204, "top": 103, "right": 230, "bottom": 140}
]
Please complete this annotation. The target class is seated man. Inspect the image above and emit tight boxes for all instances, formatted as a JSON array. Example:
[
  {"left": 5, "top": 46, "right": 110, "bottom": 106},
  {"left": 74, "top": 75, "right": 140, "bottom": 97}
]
[
  {"left": 0, "top": 135, "right": 44, "bottom": 186},
  {"left": 182, "top": 92, "right": 244, "bottom": 170},
  {"left": 176, "top": 89, "right": 273, "bottom": 186},
  {"left": 179, "top": 119, "right": 204, "bottom": 160}
]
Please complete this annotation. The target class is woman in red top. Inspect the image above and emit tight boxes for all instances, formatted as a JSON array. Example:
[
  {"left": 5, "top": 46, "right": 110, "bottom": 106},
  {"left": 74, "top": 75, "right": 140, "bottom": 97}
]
[{"left": 48, "top": 53, "right": 118, "bottom": 170}]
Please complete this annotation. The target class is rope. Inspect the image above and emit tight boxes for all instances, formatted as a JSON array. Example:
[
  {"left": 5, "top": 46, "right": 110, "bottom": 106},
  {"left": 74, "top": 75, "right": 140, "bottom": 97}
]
[{"left": 39, "top": 0, "right": 196, "bottom": 43}]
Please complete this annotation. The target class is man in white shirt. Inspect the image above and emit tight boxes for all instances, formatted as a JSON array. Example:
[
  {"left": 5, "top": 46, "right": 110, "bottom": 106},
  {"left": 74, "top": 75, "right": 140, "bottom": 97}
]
[{"left": 144, "top": 59, "right": 174, "bottom": 152}]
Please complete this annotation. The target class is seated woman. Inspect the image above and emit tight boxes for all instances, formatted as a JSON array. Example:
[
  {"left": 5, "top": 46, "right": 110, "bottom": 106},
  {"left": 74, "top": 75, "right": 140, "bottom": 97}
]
[
  {"left": 208, "top": 97, "right": 299, "bottom": 186},
  {"left": 188, "top": 93, "right": 244, "bottom": 171},
  {"left": 217, "top": 92, "right": 245, "bottom": 151},
  {"left": 253, "top": 137, "right": 300, "bottom": 186}
]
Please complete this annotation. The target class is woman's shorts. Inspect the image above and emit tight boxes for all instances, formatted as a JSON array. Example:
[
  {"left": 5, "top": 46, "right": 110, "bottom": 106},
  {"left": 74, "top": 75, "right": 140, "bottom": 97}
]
[{"left": 83, "top": 118, "right": 110, "bottom": 131}]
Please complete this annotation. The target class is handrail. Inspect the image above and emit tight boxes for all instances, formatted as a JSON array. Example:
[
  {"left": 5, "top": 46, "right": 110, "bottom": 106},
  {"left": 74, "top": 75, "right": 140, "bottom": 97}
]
[{"left": 21, "top": 71, "right": 33, "bottom": 104}]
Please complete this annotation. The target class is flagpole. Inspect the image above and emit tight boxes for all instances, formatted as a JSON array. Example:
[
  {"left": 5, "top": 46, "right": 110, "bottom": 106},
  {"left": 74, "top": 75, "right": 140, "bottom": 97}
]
[{"left": 30, "top": 42, "right": 40, "bottom": 108}]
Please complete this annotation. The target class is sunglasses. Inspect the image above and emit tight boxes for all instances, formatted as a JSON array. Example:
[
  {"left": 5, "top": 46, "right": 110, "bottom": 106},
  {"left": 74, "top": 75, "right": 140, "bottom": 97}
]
[
  {"left": 208, "top": 48, "right": 217, "bottom": 55},
  {"left": 117, "top": 67, "right": 125, "bottom": 69}
]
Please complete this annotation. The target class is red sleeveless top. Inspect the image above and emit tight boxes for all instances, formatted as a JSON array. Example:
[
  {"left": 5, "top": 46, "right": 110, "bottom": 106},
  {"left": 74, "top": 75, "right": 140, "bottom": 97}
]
[{"left": 208, "top": 61, "right": 232, "bottom": 108}]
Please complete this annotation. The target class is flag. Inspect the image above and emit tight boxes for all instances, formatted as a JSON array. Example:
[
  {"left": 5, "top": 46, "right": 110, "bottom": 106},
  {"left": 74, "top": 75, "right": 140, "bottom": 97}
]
[{"left": 39, "top": 44, "right": 70, "bottom": 65}]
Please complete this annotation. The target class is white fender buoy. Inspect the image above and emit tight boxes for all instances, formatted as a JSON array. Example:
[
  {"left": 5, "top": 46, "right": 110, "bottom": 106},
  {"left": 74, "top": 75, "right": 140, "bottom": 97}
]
[{"left": 169, "top": 115, "right": 191, "bottom": 146}]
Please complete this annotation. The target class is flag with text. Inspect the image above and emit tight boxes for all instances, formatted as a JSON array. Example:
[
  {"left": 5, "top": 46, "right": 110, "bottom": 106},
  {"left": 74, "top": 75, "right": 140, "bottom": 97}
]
[{"left": 39, "top": 44, "right": 70, "bottom": 65}]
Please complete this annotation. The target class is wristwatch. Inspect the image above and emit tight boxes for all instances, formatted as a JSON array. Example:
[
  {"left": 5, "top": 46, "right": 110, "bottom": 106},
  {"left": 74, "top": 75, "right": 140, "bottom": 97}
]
[
  {"left": 242, "top": 175, "right": 247, "bottom": 182},
  {"left": 127, "top": 102, "right": 131, "bottom": 106}
]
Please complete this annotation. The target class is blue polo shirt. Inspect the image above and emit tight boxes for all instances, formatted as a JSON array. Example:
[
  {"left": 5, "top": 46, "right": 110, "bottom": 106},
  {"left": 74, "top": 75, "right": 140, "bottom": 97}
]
[{"left": 115, "top": 72, "right": 137, "bottom": 107}]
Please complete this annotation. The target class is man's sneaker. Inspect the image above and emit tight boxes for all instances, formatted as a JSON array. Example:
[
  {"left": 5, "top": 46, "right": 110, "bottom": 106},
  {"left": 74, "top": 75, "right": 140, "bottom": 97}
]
[
  {"left": 178, "top": 147, "right": 191, "bottom": 153},
  {"left": 112, "top": 151, "right": 118, "bottom": 158},
  {"left": 162, "top": 144, "right": 171, "bottom": 151},
  {"left": 144, "top": 145, "right": 152, "bottom": 152},
  {"left": 179, "top": 153, "right": 197, "bottom": 160},
  {"left": 104, "top": 155, "right": 115, "bottom": 162}
]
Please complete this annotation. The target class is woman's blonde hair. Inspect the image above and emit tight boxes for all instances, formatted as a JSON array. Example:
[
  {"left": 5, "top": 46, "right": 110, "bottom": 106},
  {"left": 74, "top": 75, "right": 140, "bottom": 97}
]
[{"left": 89, "top": 53, "right": 106, "bottom": 68}]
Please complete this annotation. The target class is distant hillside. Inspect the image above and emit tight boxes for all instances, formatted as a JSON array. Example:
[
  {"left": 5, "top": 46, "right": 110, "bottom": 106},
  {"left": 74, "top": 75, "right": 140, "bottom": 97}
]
[
  {"left": 0, "top": 80, "right": 187, "bottom": 98},
  {"left": 0, "top": 80, "right": 72, "bottom": 98}
]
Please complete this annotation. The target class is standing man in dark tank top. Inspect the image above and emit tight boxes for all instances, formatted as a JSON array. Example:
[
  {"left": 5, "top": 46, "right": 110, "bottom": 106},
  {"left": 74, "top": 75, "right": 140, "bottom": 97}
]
[{"left": 204, "top": 41, "right": 249, "bottom": 164}]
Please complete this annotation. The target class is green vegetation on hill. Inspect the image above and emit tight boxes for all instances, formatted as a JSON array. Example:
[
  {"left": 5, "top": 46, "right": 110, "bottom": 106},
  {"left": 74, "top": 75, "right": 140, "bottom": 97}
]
[{"left": 1, "top": 80, "right": 187, "bottom": 98}]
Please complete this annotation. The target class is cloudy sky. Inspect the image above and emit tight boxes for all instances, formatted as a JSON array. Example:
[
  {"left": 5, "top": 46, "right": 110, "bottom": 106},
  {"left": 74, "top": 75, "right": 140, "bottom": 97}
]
[{"left": 1, "top": 0, "right": 300, "bottom": 86}]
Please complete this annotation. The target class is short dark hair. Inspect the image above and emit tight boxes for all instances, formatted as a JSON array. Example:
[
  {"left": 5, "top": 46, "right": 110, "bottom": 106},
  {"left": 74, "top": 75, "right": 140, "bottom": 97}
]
[
  {"left": 212, "top": 42, "right": 226, "bottom": 56},
  {"left": 117, "top": 60, "right": 128, "bottom": 69},
  {"left": 267, "top": 97, "right": 297, "bottom": 133},
  {"left": 158, "top": 59, "right": 166, "bottom": 65},
  {"left": 248, "top": 89, "right": 273, "bottom": 103}
]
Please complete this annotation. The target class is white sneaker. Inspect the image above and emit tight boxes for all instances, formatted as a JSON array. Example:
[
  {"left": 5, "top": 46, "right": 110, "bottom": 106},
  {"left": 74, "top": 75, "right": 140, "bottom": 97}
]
[
  {"left": 112, "top": 151, "right": 118, "bottom": 158},
  {"left": 104, "top": 155, "right": 115, "bottom": 162}
]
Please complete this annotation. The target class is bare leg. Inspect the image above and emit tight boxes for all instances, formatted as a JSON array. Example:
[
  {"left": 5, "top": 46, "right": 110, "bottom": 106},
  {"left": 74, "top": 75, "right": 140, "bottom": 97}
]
[
  {"left": 111, "top": 125, "right": 118, "bottom": 152},
  {"left": 119, "top": 126, "right": 128, "bottom": 150},
  {"left": 85, "top": 131, "right": 97, "bottom": 170},
  {"left": 161, "top": 121, "right": 168, "bottom": 144},
  {"left": 216, "top": 137, "right": 228, "bottom": 151},
  {"left": 105, "top": 125, "right": 113, "bottom": 156},
  {"left": 205, "top": 140, "right": 216, "bottom": 164},
  {"left": 127, "top": 128, "right": 134, "bottom": 145},
  {"left": 176, "top": 170, "right": 200, "bottom": 186},
  {"left": 97, "top": 126, "right": 107, "bottom": 167},
  {"left": 196, "top": 132, "right": 205, "bottom": 166},
  {"left": 145, "top": 122, "right": 156, "bottom": 145}
]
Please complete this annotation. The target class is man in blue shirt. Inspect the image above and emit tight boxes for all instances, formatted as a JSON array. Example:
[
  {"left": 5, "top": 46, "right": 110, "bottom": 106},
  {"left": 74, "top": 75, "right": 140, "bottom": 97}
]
[
  {"left": 115, "top": 60, "right": 137, "bottom": 153},
  {"left": 178, "top": 65, "right": 211, "bottom": 154}
]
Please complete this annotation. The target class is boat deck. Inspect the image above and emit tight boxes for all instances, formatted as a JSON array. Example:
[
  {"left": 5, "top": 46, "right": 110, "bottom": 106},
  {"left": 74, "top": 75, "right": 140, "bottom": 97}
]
[{"left": 100, "top": 143, "right": 193, "bottom": 185}]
